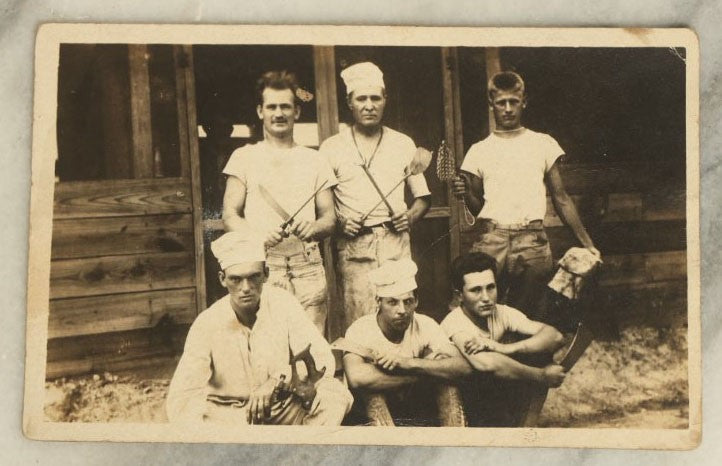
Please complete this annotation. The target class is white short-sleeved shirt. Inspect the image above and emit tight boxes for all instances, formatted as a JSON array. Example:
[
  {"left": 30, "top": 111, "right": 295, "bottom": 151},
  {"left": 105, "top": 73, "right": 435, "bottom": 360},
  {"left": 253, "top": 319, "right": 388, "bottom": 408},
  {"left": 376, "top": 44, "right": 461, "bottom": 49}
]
[
  {"left": 440, "top": 305, "right": 542, "bottom": 343},
  {"left": 320, "top": 125, "right": 431, "bottom": 225},
  {"left": 345, "top": 312, "right": 456, "bottom": 360},
  {"left": 223, "top": 141, "right": 337, "bottom": 246},
  {"left": 460, "top": 128, "right": 564, "bottom": 225}
]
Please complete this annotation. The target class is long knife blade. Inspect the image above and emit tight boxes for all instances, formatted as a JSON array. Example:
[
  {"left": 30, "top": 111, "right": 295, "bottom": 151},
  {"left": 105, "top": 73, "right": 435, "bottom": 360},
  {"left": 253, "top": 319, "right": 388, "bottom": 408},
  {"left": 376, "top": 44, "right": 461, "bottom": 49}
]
[
  {"left": 330, "top": 337, "right": 376, "bottom": 362},
  {"left": 360, "top": 165, "right": 395, "bottom": 216},
  {"left": 258, "top": 183, "right": 292, "bottom": 222},
  {"left": 560, "top": 322, "right": 594, "bottom": 372},
  {"left": 520, "top": 323, "right": 594, "bottom": 427}
]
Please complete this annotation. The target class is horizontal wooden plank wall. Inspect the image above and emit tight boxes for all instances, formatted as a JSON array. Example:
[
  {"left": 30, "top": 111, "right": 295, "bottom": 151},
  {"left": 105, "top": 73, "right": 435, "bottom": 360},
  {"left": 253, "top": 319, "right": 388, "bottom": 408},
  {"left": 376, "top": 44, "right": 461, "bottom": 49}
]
[
  {"left": 458, "top": 162, "right": 688, "bottom": 331},
  {"left": 48, "top": 178, "right": 197, "bottom": 378},
  {"left": 53, "top": 178, "right": 192, "bottom": 219}
]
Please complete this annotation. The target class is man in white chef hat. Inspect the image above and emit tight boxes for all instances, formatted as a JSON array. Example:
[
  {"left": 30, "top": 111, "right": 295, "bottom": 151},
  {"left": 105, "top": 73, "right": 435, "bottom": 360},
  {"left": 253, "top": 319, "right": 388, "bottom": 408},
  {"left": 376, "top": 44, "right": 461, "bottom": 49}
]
[
  {"left": 166, "top": 230, "right": 352, "bottom": 425},
  {"left": 319, "top": 61, "right": 432, "bottom": 334},
  {"left": 340, "top": 258, "right": 470, "bottom": 426}
]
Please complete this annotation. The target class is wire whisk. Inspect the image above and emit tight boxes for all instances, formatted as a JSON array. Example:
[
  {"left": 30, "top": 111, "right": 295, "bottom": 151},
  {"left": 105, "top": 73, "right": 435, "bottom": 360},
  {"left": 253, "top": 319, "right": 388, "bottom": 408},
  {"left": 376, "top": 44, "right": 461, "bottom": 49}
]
[{"left": 436, "top": 139, "right": 475, "bottom": 226}]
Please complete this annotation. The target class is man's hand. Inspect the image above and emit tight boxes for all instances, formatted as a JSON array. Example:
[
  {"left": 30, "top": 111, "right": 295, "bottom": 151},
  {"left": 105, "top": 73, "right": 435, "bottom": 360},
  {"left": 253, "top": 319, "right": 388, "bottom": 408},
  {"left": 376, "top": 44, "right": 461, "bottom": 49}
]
[
  {"left": 541, "top": 364, "right": 566, "bottom": 388},
  {"left": 291, "top": 219, "right": 316, "bottom": 242},
  {"left": 340, "top": 216, "right": 362, "bottom": 238},
  {"left": 264, "top": 227, "right": 286, "bottom": 249},
  {"left": 247, "top": 378, "right": 277, "bottom": 424},
  {"left": 373, "top": 350, "right": 412, "bottom": 372},
  {"left": 390, "top": 211, "right": 410, "bottom": 232},
  {"left": 587, "top": 246, "right": 602, "bottom": 260},
  {"left": 451, "top": 175, "right": 467, "bottom": 199},
  {"left": 463, "top": 335, "right": 499, "bottom": 355}
]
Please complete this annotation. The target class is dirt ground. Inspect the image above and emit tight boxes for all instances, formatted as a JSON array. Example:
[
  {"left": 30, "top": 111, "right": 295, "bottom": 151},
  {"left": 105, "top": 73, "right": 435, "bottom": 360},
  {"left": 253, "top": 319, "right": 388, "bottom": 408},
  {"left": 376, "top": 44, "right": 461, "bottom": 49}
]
[{"left": 44, "top": 325, "right": 689, "bottom": 428}]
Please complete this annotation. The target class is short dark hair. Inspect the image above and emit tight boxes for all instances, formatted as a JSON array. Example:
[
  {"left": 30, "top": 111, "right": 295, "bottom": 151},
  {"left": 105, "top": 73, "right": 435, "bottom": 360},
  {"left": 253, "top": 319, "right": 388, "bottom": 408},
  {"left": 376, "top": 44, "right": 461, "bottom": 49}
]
[
  {"left": 488, "top": 71, "right": 525, "bottom": 101},
  {"left": 451, "top": 252, "right": 498, "bottom": 291},
  {"left": 256, "top": 70, "right": 300, "bottom": 105}
]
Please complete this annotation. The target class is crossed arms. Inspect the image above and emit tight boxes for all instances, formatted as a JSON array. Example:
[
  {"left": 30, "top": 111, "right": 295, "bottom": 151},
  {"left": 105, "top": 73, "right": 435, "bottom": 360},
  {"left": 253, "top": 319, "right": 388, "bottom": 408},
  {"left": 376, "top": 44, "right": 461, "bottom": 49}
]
[
  {"left": 343, "top": 346, "right": 472, "bottom": 392},
  {"left": 449, "top": 321, "right": 566, "bottom": 387}
]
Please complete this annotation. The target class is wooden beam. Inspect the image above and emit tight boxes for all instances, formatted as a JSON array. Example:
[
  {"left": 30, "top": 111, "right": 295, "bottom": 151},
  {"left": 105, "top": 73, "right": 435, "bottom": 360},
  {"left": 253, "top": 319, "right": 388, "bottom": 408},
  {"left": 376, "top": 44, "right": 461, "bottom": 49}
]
[
  {"left": 425, "top": 206, "right": 452, "bottom": 219},
  {"left": 314, "top": 46, "right": 340, "bottom": 140},
  {"left": 203, "top": 218, "right": 224, "bottom": 231},
  {"left": 598, "top": 250, "right": 686, "bottom": 287},
  {"left": 53, "top": 177, "right": 192, "bottom": 219},
  {"left": 46, "top": 324, "right": 188, "bottom": 378},
  {"left": 47, "top": 324, "right": 188, "bottom": 362},
  {"left": 542, "top": 189, "right": 685, "bottom": 228},
  {"left": 600, "top": 279, "right": 687, "bottom": 328},
  {"left": 96, "top": 46, "right": 134, "bottom": 179},
  {"left": 51, "top": 214, "right": 194, "bottom": 260},
  {"left": 441, "top": 47, "right": 463, "bottom": 257},
  {"left": 545, "top": 220, "right": 687, "bottom": 256},
  {"left": 313, "top": 45, "right": 343, "bottom": 340},
  {"left": 484, "top": 47, "right": 501, "bottom": 132},
  {"left": 49, "top": 288, "right": 197, "bottom": 339},
  {"left": 46, "top": 353, "right": 179, "bottom": 380},
  {"left": 128, "top": 44, "right": 154, "bottom": 179},
  {"left": 179, "top": 45, "right": 207, "bottom": 314},
  {"left": 50, "top": 251, "right": 195, "bottom": 299},
  {"left": 173, "top": 46, "right": 191, "bottom": 179}
]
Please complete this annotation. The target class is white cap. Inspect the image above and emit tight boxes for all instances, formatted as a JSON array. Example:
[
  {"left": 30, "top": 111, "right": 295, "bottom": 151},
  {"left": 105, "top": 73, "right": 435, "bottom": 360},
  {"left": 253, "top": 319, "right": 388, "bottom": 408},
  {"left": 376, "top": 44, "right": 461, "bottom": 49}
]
[
  {"left": 369, "top": 258, "right": 418, "bottom": 298},
  {"left": 211, "top": 231, "right": 265, "bottom": 271},
  {"left": 340, "top": 62, "right": 385, "bottom": 95}
]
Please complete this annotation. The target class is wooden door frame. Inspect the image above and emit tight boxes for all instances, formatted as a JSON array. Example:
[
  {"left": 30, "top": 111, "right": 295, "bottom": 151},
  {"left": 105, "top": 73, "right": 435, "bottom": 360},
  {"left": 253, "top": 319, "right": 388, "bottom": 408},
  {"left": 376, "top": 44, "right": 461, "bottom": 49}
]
[{"left": 174, "top": 44, "right": 207, "bottom": 315}]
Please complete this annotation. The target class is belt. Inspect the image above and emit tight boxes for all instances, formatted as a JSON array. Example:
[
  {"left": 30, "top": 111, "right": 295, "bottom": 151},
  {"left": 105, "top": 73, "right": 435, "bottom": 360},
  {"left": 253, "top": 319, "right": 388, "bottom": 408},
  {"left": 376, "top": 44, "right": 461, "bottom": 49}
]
[
  {"left": 482, "top": 219, "right": 544, "bottom": 231},
  {"left": 356, "top": 221, "right": 395, "bottom": 236}
]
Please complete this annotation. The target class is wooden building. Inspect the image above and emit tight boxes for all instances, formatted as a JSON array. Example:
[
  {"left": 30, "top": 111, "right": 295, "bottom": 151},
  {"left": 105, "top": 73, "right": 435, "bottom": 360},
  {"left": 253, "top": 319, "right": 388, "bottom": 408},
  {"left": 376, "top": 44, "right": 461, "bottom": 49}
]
[{"left": 47, "top": 44, "right": 687, "bottom": 378}]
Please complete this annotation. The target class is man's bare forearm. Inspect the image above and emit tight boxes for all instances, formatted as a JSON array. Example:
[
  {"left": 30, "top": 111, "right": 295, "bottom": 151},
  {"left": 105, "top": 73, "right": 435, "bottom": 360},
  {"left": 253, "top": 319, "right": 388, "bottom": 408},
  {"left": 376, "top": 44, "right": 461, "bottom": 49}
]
[
  {"left": 501, "top": 326, "right": 564, "bottom": 356},
  {"left": 552, "top": 192, "right": 595, "bottom": 249},
  {"left": 407, "top": 196, "right": 431, "bottom": 226},
  {"left": 467, "top": 351, "right": 545, "bottom": 383},
  {"left": 347, "top": 362, "right": 419, "bottom": 391},
  {"left": 311, "top": 209, "right": 336, "bottom": 241},
  {"left": 404, "top": 356, "right": 472, "bottom": 381}
]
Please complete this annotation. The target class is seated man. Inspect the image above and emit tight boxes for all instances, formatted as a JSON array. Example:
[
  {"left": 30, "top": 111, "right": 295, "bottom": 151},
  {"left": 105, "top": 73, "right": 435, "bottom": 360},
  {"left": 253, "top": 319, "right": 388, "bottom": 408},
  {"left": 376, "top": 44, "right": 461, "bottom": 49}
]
[
  {"left": 441, "top": 252, "right": 566, "bottom": 427},
  {"left": 166, "top": 231, "right": 352, "bottom": 425},
  {"left": 341, "top": 258, "right": 471, "bottom": 426}
]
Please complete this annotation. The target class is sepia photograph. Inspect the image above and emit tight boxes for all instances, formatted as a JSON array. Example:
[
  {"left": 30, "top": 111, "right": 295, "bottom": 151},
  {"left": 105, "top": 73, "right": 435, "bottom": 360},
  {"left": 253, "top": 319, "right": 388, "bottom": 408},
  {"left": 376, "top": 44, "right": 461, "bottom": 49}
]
[{"left": 24, "top": 24, "right": 700, "bottom": 447}]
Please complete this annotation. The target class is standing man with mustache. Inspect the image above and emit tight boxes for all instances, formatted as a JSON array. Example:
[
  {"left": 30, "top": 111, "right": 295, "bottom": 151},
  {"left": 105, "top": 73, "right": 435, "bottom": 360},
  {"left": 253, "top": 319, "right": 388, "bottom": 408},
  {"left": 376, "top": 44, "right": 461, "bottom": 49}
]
[
  {"left": 452, "top": 71, "right": 599, "bottom": 321},
  {"left": 222, "top": 71, "right": 337, "bottom": 335},
  {"left": 319, "top": 62, "right": 431, "bottom": 332}
]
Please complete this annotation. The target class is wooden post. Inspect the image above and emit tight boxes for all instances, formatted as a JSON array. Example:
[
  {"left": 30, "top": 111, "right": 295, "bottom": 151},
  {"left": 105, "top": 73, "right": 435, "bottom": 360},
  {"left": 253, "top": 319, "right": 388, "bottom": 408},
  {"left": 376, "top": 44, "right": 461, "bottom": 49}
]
[
  {"left": 485, "top": 47, "right": 502, "bottom": 133},
  {"left": 441, "top": 47, "right": 463, "bottom": 256},
  {"left": 176, "top": 45, "right": 207, "bottom": 314},
  {"left": 314, "top": 47, "right": 340, "bottom": 137},
  {"left": 128, "top": 45, "right": 154, "bottom": 179},
  {"left": 313, "top": 46, "right": 344, "bottom": 340},
  {"left": 173, "top": 47, "right": 191, "bottom": 178}
]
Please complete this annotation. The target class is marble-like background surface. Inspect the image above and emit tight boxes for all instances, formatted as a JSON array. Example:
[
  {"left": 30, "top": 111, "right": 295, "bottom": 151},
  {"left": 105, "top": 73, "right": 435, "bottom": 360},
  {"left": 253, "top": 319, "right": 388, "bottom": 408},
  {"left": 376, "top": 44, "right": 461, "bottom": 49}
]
[{"left": 2, "top": 1, "right": 720, "bottom": 463}]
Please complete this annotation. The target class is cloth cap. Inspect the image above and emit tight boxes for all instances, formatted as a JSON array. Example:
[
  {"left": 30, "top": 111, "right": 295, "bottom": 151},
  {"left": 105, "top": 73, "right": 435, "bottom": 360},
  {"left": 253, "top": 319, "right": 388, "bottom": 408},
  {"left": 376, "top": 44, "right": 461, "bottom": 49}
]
[
  {"left": 211, "top": 231, "right": 265, "bottom": 271},
  {"left": 369, "top": 258, "right": 418, "bottom": 298},
  {"left": 340, "top": 62, "right": 385, "bottom": 95}
]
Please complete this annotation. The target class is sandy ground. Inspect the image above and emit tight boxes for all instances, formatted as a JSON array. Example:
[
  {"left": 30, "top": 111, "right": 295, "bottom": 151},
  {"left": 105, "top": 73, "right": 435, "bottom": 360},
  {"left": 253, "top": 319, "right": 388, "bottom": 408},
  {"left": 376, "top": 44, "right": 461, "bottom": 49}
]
[{"left": 44, "top": 325, "right": 689, "bottom": 428}]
